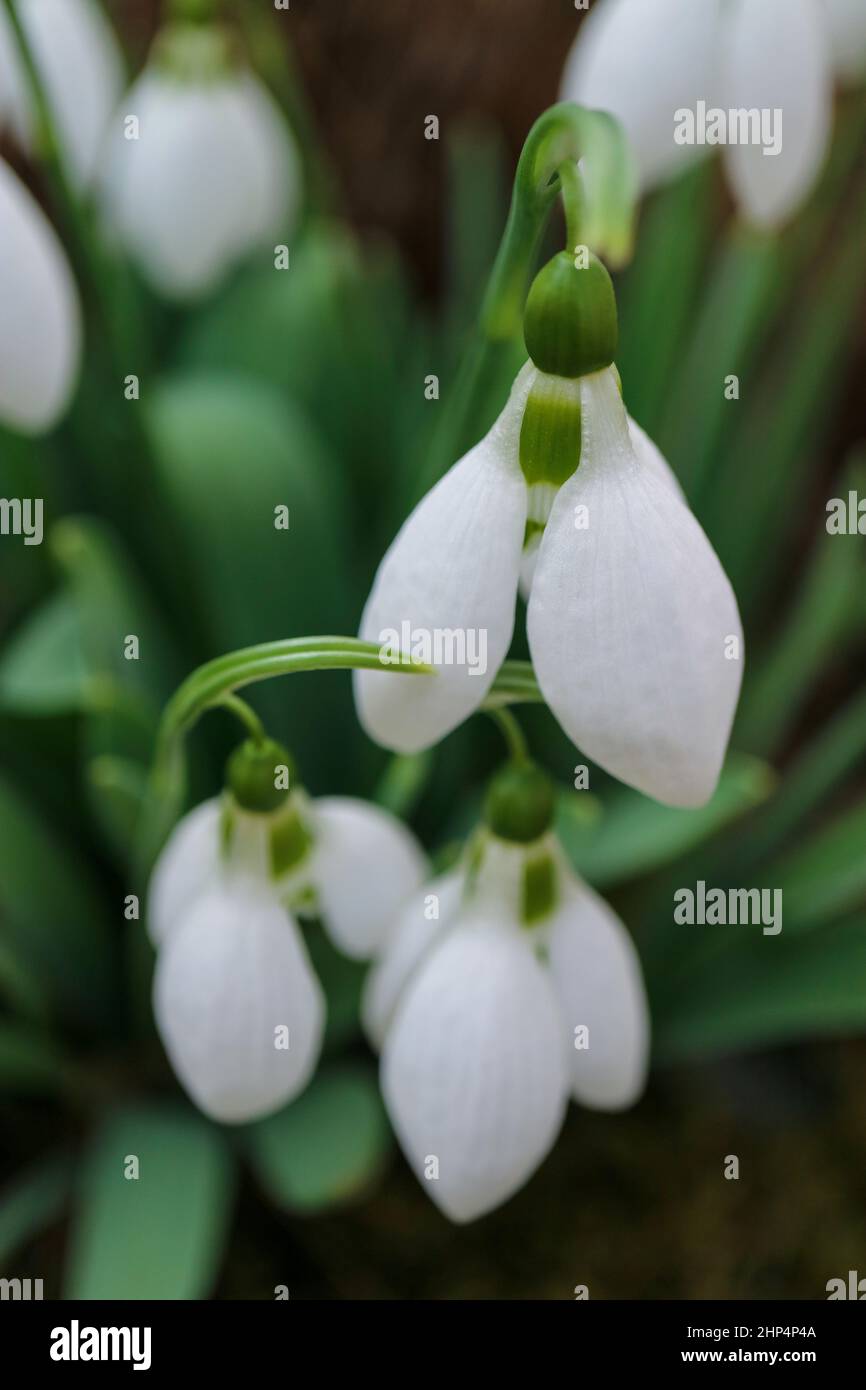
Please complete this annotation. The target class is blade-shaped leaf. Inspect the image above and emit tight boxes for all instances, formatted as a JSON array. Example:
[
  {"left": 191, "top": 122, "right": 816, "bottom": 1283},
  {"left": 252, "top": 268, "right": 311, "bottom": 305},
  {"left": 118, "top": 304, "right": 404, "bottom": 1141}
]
[
  {"left": 556, "top": 754, "right": 774, "bottom": 888},
  {"left": 146, "top": 371, "right": 356, "bottom": 785},
  {"left": 65, "top": 1105, "right": 235, "bottom": 1300},
  {"left": 0, "top": 772, "right": 115, "bottom": 1030},
  {"left": 655, "top": 916, "right": 866, "bottom": 1061},
  {"left": 0, "top": 593, "right": 90, "bottom": 716},
  {"left": 246, "top": 1064, "right": 391, "bottom": 1214},
  {"left": 767, "top": 801, "right": 866, "bottom": 933},
  {"left": 0, "top": 1152, "right": 73, "bottom": 1266},
  {"left": 0, "top": 1022, "right": 65, "bottom": 1094}
]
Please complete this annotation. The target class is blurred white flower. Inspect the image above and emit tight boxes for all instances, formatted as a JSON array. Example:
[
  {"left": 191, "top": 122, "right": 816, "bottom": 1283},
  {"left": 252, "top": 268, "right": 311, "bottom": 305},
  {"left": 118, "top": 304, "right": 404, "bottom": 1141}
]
[
  {"left": 559, "top": 0, "right": 864, "bottom": 228},
  {"left": 0, "top": 157, "right": 81, "bottom": 432},
  {"left": 825, "top": 0, "right": 866, "bottom": 84},
  {"left": 101, "top": 25, "right": 300, "bottom": 298},
  {"left": 0, "top": 0, "right": 123, "bottom": 187},
  {"left": 354, "top": 363, "right": 742, "bottom": 807},
  {"left": 149, "top": 785, "right": 426, "bottom": 1123},
  {"left": 365, "top": 827, "right": 649, "bottom": 1222}
]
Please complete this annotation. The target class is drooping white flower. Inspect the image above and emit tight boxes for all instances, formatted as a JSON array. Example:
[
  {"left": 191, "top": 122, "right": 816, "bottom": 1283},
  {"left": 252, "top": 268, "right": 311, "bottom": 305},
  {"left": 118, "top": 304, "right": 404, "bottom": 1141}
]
[
  {"left": 367, "top": 803, "right": 649, "bottom": 1223},
  {"left": 559, "top": 0, "right": 858, "bottom": 228},
  {"left": 0, "top": 0, "right": 124, "bottom": 188},
  {"left": 0, "top": 158, "right": 81, "bottom": 432},
  {"left": 149, "top": 791, "right": 427, "bottom": 958},
  {"left": 154, "top": 879, "right": 325, "bottom": 1125},
  {"left": 101, "top": 24, "right": 300, "bottom": 298},
  {"left": 354, "top": 354, "right": 742, "bottom": 807},
  {"left": 149, "top": 761, "right": 426, "bottom": 1124}
]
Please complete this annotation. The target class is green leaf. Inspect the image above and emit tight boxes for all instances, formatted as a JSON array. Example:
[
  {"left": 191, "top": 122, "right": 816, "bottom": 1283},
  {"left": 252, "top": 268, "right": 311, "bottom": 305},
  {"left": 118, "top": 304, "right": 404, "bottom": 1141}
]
[
  {"left": 656, "top": 227, "right": 780, "bottom": 504},
  {"left": 246, "top": 1064, "right": 391, "bottom": 1214},
  {"left": 616, "top": 159, "right": 717, "bottom": 440},
  {"left": 302, "top": 922, "right": 366, "bottom": 1055},
  {"left": 0, "top": 935, "right": 50, "bottom": 1021},
  {"left": 735, "top": 472, "right": 866, "bottom": 754},
  {"left": 445, "top": 123, "right": 509, "bottom": 335},
  {"left": 556, "top": 754, "right": 774, "bottom": 888},
  {"left": 767, "top": 800, "right": 866, "bottom": 933},
  {"left": 0, "top": 1022, "right": 65, "bottom": 1094},
  {"left": 655, "top": 916, "right": 866, "bottom": 1061},
  {"left": 706, "top": 173, "right": 866, "bottom": 605},
  {"left": 0, "top": 772, "right": 115, "bottom": 1031},
  {"left": 65, "top": 1105, "right": 235, "bottom": 1300},
  {"left": 52, "top": 516, "right": 182, "bottom": 708},
  {"left": 146, "top": 370, "right": 355, "bottom": 782},
  {"left": 0, "top": 1152, "right": 73, "bottom": 1265},
  {"left": 740, "top": 684, "right": 866, "bottom": 866},
  {"left": 177, "top": 224, "right": 414, "bottom": 490},
  {"left": 374, "top": 750, "right": 434, "bottom": 819},
  {"left": 0, "top": 593, "right": 90, "bottom": 715},
  {"left": 85, "top": 756, "right": 148, "bottom": 867}
]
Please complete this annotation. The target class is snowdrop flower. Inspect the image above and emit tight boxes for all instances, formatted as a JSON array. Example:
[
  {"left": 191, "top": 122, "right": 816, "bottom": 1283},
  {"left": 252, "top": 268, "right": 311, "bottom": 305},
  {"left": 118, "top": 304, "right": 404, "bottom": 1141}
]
[
  {"left": 0, "top": 158, "right": 81, "bottom": 432},
  {"left": 825, "top": 0, "right": 866, "bottom": 84},
  {"left": 560, "top": 0, "right": 866, "bottom": 229},
  {"left": 364, "top": 761, "right": 649, "bottom": 1222},
  {"left": 101, "top": 21, "right": 300, "bottom": 298},
  {"left": 150, "top": 738, "right": 426, "bottom": 1123},
  {"left": 0, "top": 0, "right": 123, "bottom": 188},
  {"left": 355, "top": 250, "right": 743, "bottom": 807}
]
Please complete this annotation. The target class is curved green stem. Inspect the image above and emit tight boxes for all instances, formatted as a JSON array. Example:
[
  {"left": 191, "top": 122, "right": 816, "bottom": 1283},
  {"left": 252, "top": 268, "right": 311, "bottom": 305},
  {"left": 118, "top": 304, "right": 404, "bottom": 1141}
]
[
  {"left": 219, "top": 694, "right": 267, "bottom": 745},
  {"left": 486, "top": 706, "right": 530, "bottom": 763},
  {"left": 557, "top": 160, "right": 585, "bottom": 256},
  {"left": 135, "top": 638, "right": 543, "bottom": 880},
  {"left": 417, "top": 103, "right": 636, "bottom": 497},
  {"left": 480, "top": 102, "right": 636, "bottom": 344},
  {"left": 135, "top": 639, "right": 433, "bottom": 878},
  {"left": 484, "top": 659, "right": 545, "bottom": 708}
]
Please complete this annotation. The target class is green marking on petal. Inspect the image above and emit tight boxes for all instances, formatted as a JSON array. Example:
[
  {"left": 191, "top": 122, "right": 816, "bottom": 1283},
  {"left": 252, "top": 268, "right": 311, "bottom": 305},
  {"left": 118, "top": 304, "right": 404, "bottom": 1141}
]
[
  {"left": 522, "top": 851, "right": 557, "bottom": 926},
  {"left": 269, "top": 803, "right": 314, "bottom": 879},
  {"left": 519, "top": 372, "right": 582, "bottom": 489}
]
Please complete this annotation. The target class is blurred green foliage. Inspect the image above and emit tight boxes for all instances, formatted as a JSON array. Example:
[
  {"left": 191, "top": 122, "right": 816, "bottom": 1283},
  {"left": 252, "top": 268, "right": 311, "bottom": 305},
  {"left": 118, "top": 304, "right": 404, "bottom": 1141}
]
[{"left": 0, "top": 22, "right": 865, "bottom": 1299}]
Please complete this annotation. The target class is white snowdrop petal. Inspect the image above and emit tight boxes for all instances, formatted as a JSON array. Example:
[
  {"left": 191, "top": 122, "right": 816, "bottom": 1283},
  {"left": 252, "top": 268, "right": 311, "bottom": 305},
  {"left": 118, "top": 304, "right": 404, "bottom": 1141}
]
[
  {"left": 102, "top": 72, "right": 298, "bottom": 298},
  {"left": 361, "top": 870, "right": 463, "bottom": 1050},
  {"left": 147, "top": 798, "right": 224, "bottom": 948},
  {"left": 528, "top": 368, "right": 743, "bottom": 807},
  {"left": 545, "top": 862, "right": 649, "bottom": 1110},
  {"left": 154, "top": 885, "right": 324, "bottom": 1124},
  {"left": 353, "top": 369, "right": 533, "bottom": 753},
  {"left": 521, "top": 417, "right": 681, "bottom": 602},
  {"left": 382, "top": 917, "right": 568, "bottom": 1222},
  {"left": 16, "top": 0, "right": 123, "bottom": 187},
  {"left": 721, "top": 0, "right": 832, "bottom": 228},
  {"left": 559, "top": 0, "right": 723, "bottom": 191},
  {"left": 518, "top": 531, "right": 541, "bottom": 603},
  {"left": 824, "top": 0, "right": 866, "bottom": 84},
  {"left": 0, "top": 160, "right": 81, "bottom": 432},
  {"left": 310, "top": 796, "right": 427, "bottom": 959},
  {"left": 628, "top": 414, "right": 686, "bottom": 503}
]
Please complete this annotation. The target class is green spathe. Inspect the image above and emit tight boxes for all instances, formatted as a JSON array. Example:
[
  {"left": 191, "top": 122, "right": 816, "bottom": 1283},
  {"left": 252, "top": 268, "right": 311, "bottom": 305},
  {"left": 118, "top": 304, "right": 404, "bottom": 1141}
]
[{"left": 523, "top": 250, "right": 618, "bottom": 379}]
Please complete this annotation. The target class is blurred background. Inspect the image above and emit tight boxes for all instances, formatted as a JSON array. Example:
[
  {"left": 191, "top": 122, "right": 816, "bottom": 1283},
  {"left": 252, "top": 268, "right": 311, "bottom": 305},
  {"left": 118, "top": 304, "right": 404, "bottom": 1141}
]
[{"left": 1, "top": 0, "right": 865, "bottom": 1299}]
